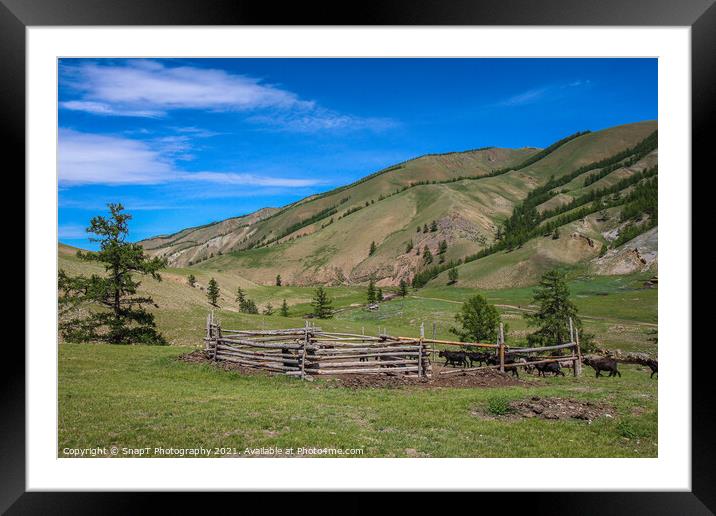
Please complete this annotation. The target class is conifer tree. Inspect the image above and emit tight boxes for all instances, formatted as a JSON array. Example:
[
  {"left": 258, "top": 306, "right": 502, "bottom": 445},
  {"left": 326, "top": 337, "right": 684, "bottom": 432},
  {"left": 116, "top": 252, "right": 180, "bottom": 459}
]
[
  {"left": 187, "top": 274, "right": 196, "bottom": 287},
  {"left": 312, "top": 286, "right": 333, "bottom": 319},
  {"left": 235, "top": 287, "right": 245, "bottom": 304},
  {"left": 58, "top": 203, "right": 167, "bottom": 345},
  {"left": 422, "top": 246, "right": 433, "bottom": 265},
  {"left": 399, "top": 279, "right": 409, "bottom": 297},
  {"left": 525, "top": 269, "right": 580, "bottom": 346},
  {"left": 448, "top": 267, "right": 459, "bottom": 285},
  {"left": 367, "top": 280, "right": 377, "bottom": 303},
  {"left": 207, "top": 278, "right": 220, "bottom": 307},
  {"left": 369, "top": 241, "right": 377, "bottom": 256},
  {"left": 280, "top": 299, "right": 289, "bottom": 317}
]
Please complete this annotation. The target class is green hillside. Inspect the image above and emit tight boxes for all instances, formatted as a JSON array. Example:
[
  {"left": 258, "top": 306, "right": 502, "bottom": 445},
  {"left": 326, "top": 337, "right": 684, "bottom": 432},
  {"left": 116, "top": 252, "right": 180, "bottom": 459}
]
[{"left": 140, "top": 120, "right": 657, "bottom": 288}]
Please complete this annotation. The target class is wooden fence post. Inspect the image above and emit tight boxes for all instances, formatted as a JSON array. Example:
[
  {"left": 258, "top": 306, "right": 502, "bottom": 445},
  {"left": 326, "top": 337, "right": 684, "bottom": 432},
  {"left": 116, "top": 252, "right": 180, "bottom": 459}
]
[
  {"left": 498, "top": 322, "right": 505, "bottom": 373},
  {"left": 418, "top": 322, "right": 425, "bottom": 378},
  {"left": 300, "top": 322, "right": 308, "bottom": 380},
  {"left": 213, "top": 317, "right": 221, "bottom": 361},
  {"left": 205, "top": 312, "right": 211, "bottom": 352},
  {"left": 571, "top": 317, "right": 583, "bottom": 376}
]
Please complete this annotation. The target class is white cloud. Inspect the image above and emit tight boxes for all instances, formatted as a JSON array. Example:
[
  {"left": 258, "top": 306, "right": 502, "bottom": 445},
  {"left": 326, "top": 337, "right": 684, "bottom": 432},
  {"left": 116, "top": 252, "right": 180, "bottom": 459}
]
[
  {"left": 248, "top": 108, "right": 398, "bottom": 133},
  {"left": 498, "top": 80, "right": 590, "bottom": 107},
  {"left": 59, "top": 60, "right": 396, "bottom": 133},
  {"left": 60, "top": 60, "right": 306, "bottom": 117},
  {"left": 59, "top": 129, "right": 175, "bottom": 185},
  {"left": 58, "top": 224, "right": 88, "bottom": 239},
  {"left": 58, "top": 129, "right": 323, "bottom": 188}
]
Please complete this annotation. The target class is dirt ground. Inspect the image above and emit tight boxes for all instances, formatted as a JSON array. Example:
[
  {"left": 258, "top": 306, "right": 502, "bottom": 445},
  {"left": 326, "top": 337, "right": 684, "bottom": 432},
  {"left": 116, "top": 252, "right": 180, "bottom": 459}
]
[
  {"left": 473, "top": 396, "right": 614, "bottom": 422},
  {"left": 178, "top": 350, "right": 527, "bottom": 388}
]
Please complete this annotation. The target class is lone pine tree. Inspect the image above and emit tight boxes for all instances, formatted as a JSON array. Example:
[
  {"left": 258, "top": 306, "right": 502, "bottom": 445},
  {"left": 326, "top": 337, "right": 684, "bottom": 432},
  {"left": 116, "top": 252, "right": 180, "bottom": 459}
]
[
  {"left": 57, "top": 203, "right": 167, "bottom": 345},
  {"left": 312, "top": 286, "right": 333, "bottom": 319},
  {"left": 207, "top": 278, "right": 220, "bottom": 307},
  {"left": 525, "top": 269, "right": 580, "bottom": 346},
  {"left": 367, "top": 280, "right": 377, "bottom": 303},
  {"left": 399, "top": 279, "right": 409, "bottom": 297},
  {"left": 280, "top": 299, "right": 289, "bottom": 317}
]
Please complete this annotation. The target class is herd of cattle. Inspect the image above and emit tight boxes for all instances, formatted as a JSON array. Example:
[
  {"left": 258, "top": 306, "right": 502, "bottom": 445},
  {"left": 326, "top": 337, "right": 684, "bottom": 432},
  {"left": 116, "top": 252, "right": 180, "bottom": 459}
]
[{"left": 437, "top": 349, "right": 658, "bottom": 379}]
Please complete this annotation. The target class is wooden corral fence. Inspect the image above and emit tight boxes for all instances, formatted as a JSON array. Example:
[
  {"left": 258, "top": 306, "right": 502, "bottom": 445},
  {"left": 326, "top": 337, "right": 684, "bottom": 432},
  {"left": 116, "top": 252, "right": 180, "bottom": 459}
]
[
  {"left": 204, "top": 313, "right": 431, "bottom": 380},
  {"left": 436, "top": 319, "right": 583, "bottom": 377}
]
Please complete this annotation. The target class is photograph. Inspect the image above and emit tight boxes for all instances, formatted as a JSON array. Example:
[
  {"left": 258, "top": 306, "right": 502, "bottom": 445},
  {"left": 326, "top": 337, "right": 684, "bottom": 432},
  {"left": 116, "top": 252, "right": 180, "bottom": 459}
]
[{"left": 56, "top": 57, "right": 660, "bottom": 459}]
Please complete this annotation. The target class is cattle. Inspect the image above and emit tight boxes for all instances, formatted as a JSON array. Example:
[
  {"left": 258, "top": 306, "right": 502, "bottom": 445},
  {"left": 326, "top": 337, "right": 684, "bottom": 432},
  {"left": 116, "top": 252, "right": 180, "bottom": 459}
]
[
  {"left": 583, "top": 356, "right": 621, "bottom": 378},
  {"left": 486, "top": 355, "right": 520, "bottom": 377},
  {"left": 532, "top": 360, "right": 565, "bottom": 377},
  {"left": 466, "top": 351, "right": 491, "bottom": 368},
  {"left": 517, "top": 357, "right": 533, "bottom": 373},
  {"left": 438, "top": 350, "right": 468, "bottom": 368},
  {"left": 646, "top": 358, "right": 658, "bottom": 378}
]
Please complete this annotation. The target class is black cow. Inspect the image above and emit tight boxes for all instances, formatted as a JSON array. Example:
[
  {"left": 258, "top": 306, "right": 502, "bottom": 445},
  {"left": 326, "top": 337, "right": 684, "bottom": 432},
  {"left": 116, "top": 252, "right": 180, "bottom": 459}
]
[
  {"left": 439, "top": 350, "right": 468, "bottom": 368},
  {"left": 532, "top": 361, "right": 565, "bottom": 377},
  {"left": 486, "top": 355, "right": 519, "bottom": 377},
  {"left": 646, "top": 358, "right": 658, "bottom": 378},
  {"left": 466, "top": 351, "right": 490, "bottom": 368},
  {"left": 583, "top": 356, "right": 621, "bottom": 378}
]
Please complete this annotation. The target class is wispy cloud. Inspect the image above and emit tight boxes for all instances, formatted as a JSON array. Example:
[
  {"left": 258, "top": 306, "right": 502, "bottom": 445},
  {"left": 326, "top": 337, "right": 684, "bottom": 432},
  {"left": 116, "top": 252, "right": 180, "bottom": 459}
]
[
  {"left": 498, "top": 80, "right": 591, "bottom": 107},
  {"left": 58, "top": 224, "right": 89, "bottom": 239},
  {"left": 58, "top": 128, "right": 323, "bottom": 188},
  {"left": 60, "top": 60, "right": 303, "bottom": 116},
  {"left": 59, "top": 60, "right": 395, "bottom": 133}
]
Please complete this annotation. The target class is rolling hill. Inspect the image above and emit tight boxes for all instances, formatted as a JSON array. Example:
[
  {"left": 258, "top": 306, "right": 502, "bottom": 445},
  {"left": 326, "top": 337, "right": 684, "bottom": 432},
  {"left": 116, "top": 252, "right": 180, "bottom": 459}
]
[{"left": 139, "top": 120, "right": 658, "bottom": 288}]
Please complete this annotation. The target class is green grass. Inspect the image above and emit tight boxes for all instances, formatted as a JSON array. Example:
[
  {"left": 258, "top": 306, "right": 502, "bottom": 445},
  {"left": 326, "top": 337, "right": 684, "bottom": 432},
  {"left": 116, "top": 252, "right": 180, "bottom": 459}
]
[{"left": 59, "top": 343, "right": 657, "bottom": 458}]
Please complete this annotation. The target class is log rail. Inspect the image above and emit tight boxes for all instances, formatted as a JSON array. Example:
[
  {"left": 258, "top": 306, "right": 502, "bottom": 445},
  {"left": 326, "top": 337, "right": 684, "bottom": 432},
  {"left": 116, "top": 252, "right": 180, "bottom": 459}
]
[{"left": 203, "top": 314, "right": 583, "bottom": 380}]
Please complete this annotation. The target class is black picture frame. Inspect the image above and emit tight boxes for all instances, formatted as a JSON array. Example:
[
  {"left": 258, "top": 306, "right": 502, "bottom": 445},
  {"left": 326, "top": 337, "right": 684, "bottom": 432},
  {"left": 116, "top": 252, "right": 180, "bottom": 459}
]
[{"left": 3, "top": 0, "right": 708, "bottom": 511}]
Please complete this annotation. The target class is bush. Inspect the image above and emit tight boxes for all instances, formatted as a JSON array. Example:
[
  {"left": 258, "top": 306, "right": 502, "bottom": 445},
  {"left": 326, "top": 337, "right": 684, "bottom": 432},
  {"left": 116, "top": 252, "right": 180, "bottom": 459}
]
[{"left": 487, "top": 396, "right": 512, "bottom": 416}]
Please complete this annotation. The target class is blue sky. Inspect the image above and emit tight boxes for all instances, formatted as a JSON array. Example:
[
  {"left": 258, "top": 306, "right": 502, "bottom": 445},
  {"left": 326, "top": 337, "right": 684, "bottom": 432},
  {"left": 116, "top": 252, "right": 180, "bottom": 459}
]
[{"left": 58, "top": 58, "right": 657, "bottom": 249}]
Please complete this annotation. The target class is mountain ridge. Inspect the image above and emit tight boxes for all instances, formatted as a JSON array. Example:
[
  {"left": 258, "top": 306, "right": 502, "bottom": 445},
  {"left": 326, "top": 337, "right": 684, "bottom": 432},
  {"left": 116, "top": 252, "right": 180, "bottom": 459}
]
[{"left": 139, "top": 120, "right": 657, "bottom": 288}]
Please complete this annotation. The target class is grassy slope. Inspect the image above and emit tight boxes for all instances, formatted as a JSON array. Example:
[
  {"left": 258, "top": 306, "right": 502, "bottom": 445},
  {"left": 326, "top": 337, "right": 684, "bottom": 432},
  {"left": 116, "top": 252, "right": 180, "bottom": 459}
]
[
  {"left": 187, "top": 122, "right": 656, "bottom": 288},
  {"left": 59, "top": 343, "right": 657, "bottom": 458},
  {"left": 60, "top": 242, "right": 657, "bottom": 353},
  {"left": 142, "top": 146, "right": 536, "bottom": 267}
]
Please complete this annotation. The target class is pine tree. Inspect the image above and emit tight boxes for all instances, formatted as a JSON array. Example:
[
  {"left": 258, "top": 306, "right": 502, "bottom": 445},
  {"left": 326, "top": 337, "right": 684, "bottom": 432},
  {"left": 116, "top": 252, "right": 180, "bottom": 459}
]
[
  {"left": 430, "top": 220, "right": 438, "bottom": 232},
  {"left": 399, "top": 279, "right": 409, "bottom": 297},
  {"left": 207, "top": 278, "right": 220, "bottom": 307},
  {"left": 280, "top": 299, "right": 289, "bottom": 317},
  {"left": 525, "top": 269, "right": 580, "bottom": 346},
  {"left": 235, "top": 287, "right": 245, "bottom": 304},
  {"left": 422, "top": 246, "right": 433, "bottom": 265},
  {"left": 448, "top": 267, "right": 459, "bottom": 285},
  {"left": 57, "top": 203, "right": 167, "bottom": 345},
  {"left": 263, "top": 302, "right": 274, "bottom": 315},
  {"left": 377, "top": 288, "right": 384, "bottom": 302},
  {"left": 423, "top": 224, "right": 429, "bottom": 233},
  {"left": 240, "top": 298, "right": 259, "bottom": 314},
  {"left": 405, "top": 240, "right": 413, "bottom": 253},
  {"left": 449, "top": 294, "right": 500, "bottom": 342},
  {"left": 438, "top": 240, "right": 448, "bottom": 254},
  {"left": 369, "top": 241, "right": 377, "bottom": 256},
  {"left": 187, "top": 274, "right": 196, "bottom": 287},
  {"left": 312, "top": 286, "right": 333, "bottom": 319},
  {"left": 416, "top": 226, "right": 421, "bottom": 233},
  {"left": 275, "top": 274, "right": 282, "bottom": 287},
  {"left": 367, "top": 280, "right": 376, "bottom": 303}
]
